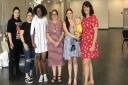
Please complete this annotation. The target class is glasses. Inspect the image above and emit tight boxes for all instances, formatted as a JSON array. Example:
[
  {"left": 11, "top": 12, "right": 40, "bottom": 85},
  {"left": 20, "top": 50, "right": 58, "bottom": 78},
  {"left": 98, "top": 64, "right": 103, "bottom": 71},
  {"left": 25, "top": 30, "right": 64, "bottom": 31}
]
[{"left": 52, "top": 14, "right": 57, "bottom": 16}]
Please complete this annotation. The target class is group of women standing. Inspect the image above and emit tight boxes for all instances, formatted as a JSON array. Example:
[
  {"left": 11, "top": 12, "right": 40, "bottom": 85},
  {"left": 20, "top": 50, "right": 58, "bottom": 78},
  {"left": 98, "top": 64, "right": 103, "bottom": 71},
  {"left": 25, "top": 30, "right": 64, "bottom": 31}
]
[{"left": 7, "top": 1, "right": 99, "bottom": 85}]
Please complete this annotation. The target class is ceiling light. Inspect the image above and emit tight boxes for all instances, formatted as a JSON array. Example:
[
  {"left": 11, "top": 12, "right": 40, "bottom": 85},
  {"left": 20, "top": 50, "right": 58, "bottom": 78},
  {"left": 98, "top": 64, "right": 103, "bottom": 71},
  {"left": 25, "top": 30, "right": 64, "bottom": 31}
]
[
  {"left": 60, "top": 0, "right": 63, "bottom": 2},
  {"left": 48, "top": 0, "right": 51, "bottom": 3}
]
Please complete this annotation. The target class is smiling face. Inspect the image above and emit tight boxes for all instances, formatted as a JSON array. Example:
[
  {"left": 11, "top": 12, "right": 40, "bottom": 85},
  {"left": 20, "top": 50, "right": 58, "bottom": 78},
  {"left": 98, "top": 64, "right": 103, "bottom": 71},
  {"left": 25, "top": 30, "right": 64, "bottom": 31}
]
[
  {"left": 66, "top": 10, "right": 73, "bottom": 19},
  {"left": 75, "top": 17, "right": 81, "bottom": 24},
  {"left": 83, "top": 5, "right": 90, "bottom": 15},
  {"left": 13, "top": 9, "right": 20, "bottom": 19},
  {"left": 27, "top": 12, "right": 33, "bottom": 22},
  {"left": 82, "top": 1, "right": 94, "bottom": 17},
  {"left": 51, "top": 11, "right": 58, "bottom": 21}
]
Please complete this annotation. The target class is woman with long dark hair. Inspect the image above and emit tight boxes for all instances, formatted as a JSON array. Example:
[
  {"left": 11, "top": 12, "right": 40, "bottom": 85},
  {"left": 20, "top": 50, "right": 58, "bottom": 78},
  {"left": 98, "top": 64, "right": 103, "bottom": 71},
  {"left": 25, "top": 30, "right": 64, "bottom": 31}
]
[
  {"left": 81, "top": 1, "right": 99, "bottom": 85},
  {"left": 20, "top": 7, "right": 34, "bottom": 84},
  {"left": 30, "top": 4, "right": 48, "bottom": 83},
  {"left": 7, "top": 6, "right": 23, "bottom": 76},
  {"left": 63, "top": 8, "right": 80, "bottom": 85}
]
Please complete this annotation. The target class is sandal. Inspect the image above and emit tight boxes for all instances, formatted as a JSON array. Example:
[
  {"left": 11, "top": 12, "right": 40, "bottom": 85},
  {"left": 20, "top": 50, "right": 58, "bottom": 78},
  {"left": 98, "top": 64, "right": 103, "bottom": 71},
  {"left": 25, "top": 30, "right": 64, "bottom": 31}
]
[
  {"left": 57, "top": 76, "right": 62, "bottom": 83},
  {"left": 68, "top": 78, "right": 71, "bottom": 85},
  {"left": 51, "top": 76, "right": 56, "bottom": 83},
  {"left": 73, "top": 79, "right": 77, "bottom": 85},
  {"left": 89, "top": 81, "right": 94, "bottom": 85}
]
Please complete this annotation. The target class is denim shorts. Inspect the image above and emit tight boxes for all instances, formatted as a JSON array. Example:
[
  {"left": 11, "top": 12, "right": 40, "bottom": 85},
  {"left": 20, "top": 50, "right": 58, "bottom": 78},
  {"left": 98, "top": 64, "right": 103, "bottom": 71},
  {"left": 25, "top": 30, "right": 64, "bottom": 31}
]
[{"left": 24, "top": 48, "right": 35, "bottom": 59}]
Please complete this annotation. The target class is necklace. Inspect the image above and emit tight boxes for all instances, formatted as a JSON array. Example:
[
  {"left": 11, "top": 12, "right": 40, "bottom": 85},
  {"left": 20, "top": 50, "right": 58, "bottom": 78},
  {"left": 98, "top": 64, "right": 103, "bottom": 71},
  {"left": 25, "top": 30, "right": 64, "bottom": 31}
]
[{"left": 52, "top": 21, "right": 58, "bottom": 32}]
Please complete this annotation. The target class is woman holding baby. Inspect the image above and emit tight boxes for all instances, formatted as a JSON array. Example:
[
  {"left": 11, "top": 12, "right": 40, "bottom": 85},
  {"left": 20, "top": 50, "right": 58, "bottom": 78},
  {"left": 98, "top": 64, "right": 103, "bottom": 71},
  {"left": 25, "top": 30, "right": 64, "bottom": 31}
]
[{"left": 63, "top": 8, "right": 81, "bottom": 85}]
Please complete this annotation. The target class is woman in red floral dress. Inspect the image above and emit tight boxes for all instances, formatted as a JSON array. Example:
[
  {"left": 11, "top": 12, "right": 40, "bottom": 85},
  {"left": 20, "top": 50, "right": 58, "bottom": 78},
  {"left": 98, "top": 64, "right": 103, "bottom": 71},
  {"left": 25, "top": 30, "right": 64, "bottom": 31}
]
[{"left": 80, "top": 1, "right": 99, "bottom": 85}]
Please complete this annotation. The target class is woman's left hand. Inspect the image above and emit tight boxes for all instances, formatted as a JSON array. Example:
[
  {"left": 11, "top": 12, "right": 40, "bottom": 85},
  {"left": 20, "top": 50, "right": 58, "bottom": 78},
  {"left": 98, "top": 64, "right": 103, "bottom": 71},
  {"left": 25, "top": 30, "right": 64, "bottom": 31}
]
[
  {"left": 74, "top": 35, "right": 80, "bottom": 40},
  {"left": 90, "top": 45, "right": 95, "bottom": 51},
  {"left": 54, "top": 41, "right": 60, "bottom": 47}
]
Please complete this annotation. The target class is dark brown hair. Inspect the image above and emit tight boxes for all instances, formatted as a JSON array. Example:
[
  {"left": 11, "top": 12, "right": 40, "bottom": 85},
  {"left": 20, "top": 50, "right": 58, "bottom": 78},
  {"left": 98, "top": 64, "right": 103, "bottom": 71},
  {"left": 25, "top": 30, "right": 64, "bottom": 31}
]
[
  {"left": 11, "top": 6, "right": 21, "bottom": 20},
  {"left": 27, "top": 7, "right": 33, "bottom": 14},
  {"left": 65, "top": 8, "right": 73, "bottom": 31},
  {"left": 82, "top": 1, "right": 94, "bottom": 17}
]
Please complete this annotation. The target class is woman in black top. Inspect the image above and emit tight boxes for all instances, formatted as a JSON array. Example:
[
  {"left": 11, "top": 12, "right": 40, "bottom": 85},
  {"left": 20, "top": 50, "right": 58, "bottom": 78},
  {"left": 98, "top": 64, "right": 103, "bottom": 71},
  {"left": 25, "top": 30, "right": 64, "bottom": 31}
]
[
  {"left": 20, "top": 8, "right": 34, "bottom": 84},
  {"left": 7, "top": 6, "right": 23, "bottom": 75}
]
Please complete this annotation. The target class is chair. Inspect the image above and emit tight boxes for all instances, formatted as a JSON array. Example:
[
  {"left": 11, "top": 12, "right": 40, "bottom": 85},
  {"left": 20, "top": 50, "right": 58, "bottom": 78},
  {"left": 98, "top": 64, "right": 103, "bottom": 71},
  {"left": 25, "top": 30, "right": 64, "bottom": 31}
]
[{"left": 122, "top": 30, "right": 128, "bottom": 58}]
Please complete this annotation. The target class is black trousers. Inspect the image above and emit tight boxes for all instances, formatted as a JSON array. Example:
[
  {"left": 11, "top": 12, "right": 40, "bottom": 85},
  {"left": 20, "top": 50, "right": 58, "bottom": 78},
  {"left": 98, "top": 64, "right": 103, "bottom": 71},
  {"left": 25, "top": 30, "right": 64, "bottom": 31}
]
[{"left": 9, "top": 40, "right": 23, "bottom": 74}]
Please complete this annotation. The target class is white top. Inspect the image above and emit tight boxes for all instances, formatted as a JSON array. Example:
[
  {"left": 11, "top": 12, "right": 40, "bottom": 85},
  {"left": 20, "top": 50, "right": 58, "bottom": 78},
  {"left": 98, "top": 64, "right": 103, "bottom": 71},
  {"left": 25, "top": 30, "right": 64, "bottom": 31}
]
[{"left": 31, "top": 15, "right": 48, "bottom": 53}]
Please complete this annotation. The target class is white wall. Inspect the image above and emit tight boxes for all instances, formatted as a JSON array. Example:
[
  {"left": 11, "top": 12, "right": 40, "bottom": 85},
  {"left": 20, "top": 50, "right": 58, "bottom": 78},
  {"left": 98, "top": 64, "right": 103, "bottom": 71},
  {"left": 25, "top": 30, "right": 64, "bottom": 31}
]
[
  {"left": 108, "top": 0, "right": 123, "bottom": 28},
  {"left": 70, "top": 0, "right": 82, "bottom": 18},
  {"left": 92, "top": 0, "right": 108, "bottom": 29},
  {"left": 108, "top": 0, "right": 128, "bottom": 28},
  {"left": 123, "top": 0, "right": 128, "bottom": 8}
]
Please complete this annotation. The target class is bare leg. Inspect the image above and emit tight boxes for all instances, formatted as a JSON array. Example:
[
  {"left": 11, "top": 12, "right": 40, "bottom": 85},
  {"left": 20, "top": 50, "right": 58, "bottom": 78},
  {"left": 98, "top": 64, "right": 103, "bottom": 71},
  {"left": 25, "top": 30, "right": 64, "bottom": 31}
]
[
  {"left": 90, "top": 61, "right": 94, "bottom": 84},
  {"left": 41, "top": 52, "right": 47, "bottom": 74},
  {"left": 41, "top": 52, "right": 48, "bottom": 82},
  {"left": 73, "top": 58, "right": 78, "bottom": 85},
  {"left": 51, "top": 66, "right": 56, "bottom": 83},
  {"left": 52, "top": 66, "right": 56, "bottom": 76},
  {"left": 58, "top": 65, "right": 62, "bottom": 76},
  {"left": 83, "top": 58, "right": 90, "bottom": 85},
  {"left": 36, "top": 53, "right": 42, "bottom": 75},
  {"left": 57, "top": 65, "right": 62, "bottom": 82},
  {"left": 68, "top": 59, "right": 72, "bottom": 84},
  {"left": 37, "top": 53, "right": 43, "bottom": 82}
]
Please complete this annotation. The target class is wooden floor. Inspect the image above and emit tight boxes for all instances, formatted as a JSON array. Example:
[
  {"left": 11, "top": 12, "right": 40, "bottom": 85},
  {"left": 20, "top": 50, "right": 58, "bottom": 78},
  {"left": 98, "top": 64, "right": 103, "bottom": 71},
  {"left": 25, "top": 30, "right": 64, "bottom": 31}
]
[{"left": 0, "top": 29, "right": 128, "bottom": 85}]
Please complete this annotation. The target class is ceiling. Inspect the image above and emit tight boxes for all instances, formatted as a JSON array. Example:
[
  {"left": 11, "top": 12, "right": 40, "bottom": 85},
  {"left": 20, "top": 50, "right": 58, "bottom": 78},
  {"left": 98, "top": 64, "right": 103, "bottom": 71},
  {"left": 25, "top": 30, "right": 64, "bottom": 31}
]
[
  {"left": 33, "top": 0, "right": 79, "bottom": 5},
  {"left": 42, "top": 0, "right": 64, "bottom": 4}
]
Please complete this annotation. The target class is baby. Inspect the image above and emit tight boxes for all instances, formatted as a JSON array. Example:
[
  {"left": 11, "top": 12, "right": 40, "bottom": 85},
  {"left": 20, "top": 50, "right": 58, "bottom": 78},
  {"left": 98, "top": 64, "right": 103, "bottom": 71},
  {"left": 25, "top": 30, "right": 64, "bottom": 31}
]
[
  {"left": 70, "top": 17, "right": 82, "bottom": 51},
  {"left": 74, "top": 17, "right": 82, "bottom": 37}
]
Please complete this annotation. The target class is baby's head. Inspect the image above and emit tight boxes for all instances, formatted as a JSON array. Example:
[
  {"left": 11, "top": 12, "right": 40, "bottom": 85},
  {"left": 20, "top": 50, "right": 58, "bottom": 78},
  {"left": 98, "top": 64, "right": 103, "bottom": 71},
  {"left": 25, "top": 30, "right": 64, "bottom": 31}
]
[{"left": 75, "top": 17, "right": 81, "bottom": 24}]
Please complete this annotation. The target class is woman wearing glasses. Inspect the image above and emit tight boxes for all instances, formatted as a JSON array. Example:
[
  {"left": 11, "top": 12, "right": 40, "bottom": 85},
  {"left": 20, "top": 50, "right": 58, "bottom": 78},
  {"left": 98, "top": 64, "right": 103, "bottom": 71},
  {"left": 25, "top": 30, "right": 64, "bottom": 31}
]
[{"left": 47, "top": 9, "right": 64, "bottom": 83}]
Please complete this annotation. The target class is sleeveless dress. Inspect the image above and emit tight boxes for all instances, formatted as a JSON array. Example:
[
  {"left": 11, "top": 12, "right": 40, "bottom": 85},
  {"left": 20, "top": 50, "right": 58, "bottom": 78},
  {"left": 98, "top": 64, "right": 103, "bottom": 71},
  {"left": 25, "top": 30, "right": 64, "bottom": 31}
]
[{"left": 63, "top": 27, "right": 80, "bottom": 60}]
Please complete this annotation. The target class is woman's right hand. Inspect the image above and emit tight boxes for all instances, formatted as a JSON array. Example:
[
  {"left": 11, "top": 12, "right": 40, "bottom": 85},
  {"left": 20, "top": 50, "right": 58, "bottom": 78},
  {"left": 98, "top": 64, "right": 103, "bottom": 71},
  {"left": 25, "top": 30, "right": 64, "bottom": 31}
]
[
  {"left": 32, "top": 42, "right": 37, "bottom": 48},
  {"left": 10, "top": 42, "right": 14, "bottom": 49},
  {"left": 23, "top": 43, "right": 29, "bottom": 51}
]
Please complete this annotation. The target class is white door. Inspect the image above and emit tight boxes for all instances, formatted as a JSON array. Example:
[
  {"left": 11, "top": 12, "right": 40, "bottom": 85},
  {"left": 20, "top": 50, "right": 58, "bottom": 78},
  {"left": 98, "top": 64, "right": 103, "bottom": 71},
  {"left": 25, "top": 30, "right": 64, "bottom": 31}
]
[{"left": 123, "top": 8, "right": 128, "bottom": 29}]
